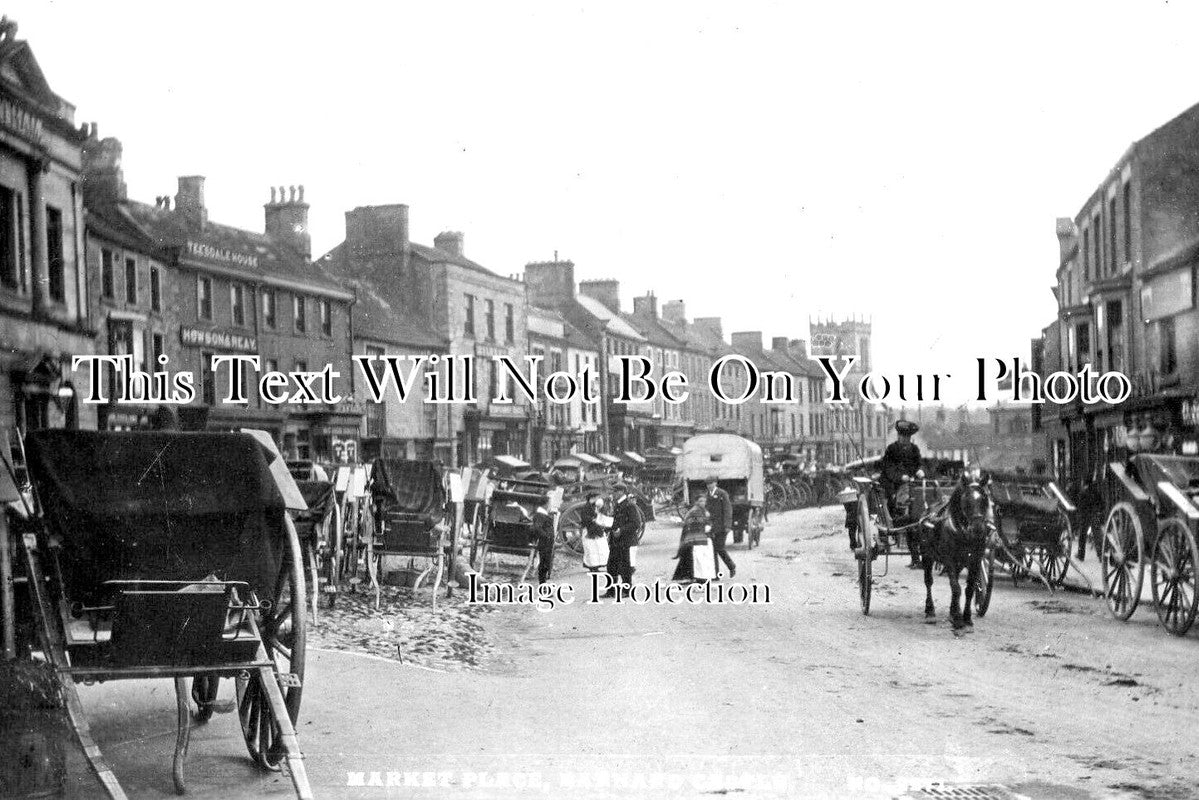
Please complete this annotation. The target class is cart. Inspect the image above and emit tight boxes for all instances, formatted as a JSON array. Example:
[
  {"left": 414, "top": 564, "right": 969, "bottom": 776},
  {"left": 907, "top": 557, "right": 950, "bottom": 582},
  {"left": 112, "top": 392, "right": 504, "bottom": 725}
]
[
  {"left": 987, "top": 472, "right": 1080, "bottom": 591},
  {"left": 366, "top": 458, "right": 453, "bottom": 610},
  {"left": 476, "top": 484, "right": 562, "bottom": 582},
  {"left": 8, "top": 430, "right": 313, "bottom": 799},
  {"left": 678, "top": 434, "right": 765, "bottom": 549},
  {"left": 846, "top": 469, "right": 984, "bottom": 617},
  {"left": 294, "top": 478, "right": 340, "bottom": 622},
  {"left": 1100, "top": 454, "right": 1199, "bottom": 635}
]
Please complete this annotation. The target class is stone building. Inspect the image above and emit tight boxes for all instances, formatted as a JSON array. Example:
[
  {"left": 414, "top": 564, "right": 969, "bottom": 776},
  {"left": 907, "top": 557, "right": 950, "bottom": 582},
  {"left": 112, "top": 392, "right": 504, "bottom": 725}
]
[
  {"left": 323, "top": 207, "right": 529, "bottom": 466},
  {"left": 1040, "top": 100, "right": 1199, "bottom": 485},
  {"left": 0, "top": 19, "right": 96, "bottom": 434},
  {"left": 526, "top": 302, "right": 601, "bottom": 462}
]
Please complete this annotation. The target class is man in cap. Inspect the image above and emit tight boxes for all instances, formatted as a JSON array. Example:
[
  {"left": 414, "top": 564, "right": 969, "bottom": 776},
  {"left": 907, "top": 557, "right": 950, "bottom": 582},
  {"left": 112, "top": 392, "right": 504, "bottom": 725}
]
[
  {"left": 879, "top": 419, "right": 923, "bottom": 567},
  {"left": 602, "top": 483, "right": 644, "bottom": 597},
  {"left": 705, "top": 476, "right": 736, "bottom": 579}
]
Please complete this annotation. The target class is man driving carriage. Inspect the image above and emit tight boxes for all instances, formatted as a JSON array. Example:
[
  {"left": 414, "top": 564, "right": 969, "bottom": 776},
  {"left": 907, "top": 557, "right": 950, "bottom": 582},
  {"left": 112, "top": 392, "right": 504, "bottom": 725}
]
[{"left": 880, "top": 420, "right": 923, "bottom": 568}]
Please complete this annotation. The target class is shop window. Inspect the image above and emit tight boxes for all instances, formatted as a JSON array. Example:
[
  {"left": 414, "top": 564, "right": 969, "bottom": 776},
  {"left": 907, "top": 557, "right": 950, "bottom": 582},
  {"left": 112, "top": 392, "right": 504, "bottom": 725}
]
[
  {"left": 1159, "top": 317, "right": 1177, "bottom": 375},
  {"left": 197, "top": 276, "right": 212, "bottom": 320},
  {"left": 46, "top": 205, "right": 65, "bottom": 303},
  {"left": 1107, "top": 299, "right": 1124, "bottom": 373},
  {"left": 0, "top": 186, "right": 16, "bottom": 290},
  {"left": 125, "top": 257, "right": 137, "bottom": 304},
  {"left": 150, "top": 266, "right": 161, "bottom": 312},
  {"left": 201, "top": 350, "right": 216, "bottom": 405}
]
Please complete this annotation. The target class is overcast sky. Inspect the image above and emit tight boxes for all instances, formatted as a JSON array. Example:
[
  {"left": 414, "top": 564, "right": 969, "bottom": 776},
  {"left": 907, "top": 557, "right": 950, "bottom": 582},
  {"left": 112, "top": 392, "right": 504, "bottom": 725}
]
[{"left": 9, "top": 1, "right": 1198, "bottom": 403}]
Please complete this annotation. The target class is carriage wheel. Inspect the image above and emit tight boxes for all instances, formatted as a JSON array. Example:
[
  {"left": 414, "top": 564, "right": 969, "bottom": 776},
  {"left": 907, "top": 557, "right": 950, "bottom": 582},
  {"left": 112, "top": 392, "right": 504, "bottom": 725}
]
[
  {"left": 1150, "top": 516, "right": 1199, "bottom": 636},
  {"left": 974, "top": 544, "right": 995, "bottom": 617},
  {"left": 1040, "top": 513, "right": 1073, "bottom": 587},
  {"left": 323, "top": 500, "right": 344, "bottom": 608},
  {"left": 556, "top": 504, "right": 586, "bottom": 555},
  {"left": 1101, "top": 502, "right": 1145, "bottom": 622},
  {"left": 237, "top": 515, "right": 307, "bottom": 770}
]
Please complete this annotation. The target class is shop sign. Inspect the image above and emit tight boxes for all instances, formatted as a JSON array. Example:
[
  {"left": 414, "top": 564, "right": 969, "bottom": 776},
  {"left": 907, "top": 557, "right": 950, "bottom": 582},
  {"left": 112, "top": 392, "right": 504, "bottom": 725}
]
[
  {"left": 179, "top": 326, "right": 257, "bottom": 352},
  {"left": 0, "top": 97, "right": 44, "bottom": 146},
  {"left": 331, "top": 437, "right": 358, "bottom": 464},
  {"left": 185, "top": 240, "right": 260, "bottom": 269}
]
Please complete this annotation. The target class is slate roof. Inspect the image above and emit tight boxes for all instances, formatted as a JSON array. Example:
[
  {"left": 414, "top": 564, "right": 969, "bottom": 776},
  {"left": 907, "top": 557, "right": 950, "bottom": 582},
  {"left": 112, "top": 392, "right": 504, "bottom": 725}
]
[
  {"left": 410, "top": 241, "right": 507, "bottom": 280},
  {"left": 120, "top": 201, "right": 347, "bottom": 295},
  {"left": 573, "top": 294, "right": 645, "bottom": 341},
  {"left": 622, "top": 311, "right": 688, "bottom": 350}
]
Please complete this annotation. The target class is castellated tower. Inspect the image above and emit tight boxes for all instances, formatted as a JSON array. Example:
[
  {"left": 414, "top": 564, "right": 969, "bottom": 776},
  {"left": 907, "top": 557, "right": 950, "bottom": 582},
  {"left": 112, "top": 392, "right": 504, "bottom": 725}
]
[{"left": 808, "top": 314, "right": 873, "bottom": 374}]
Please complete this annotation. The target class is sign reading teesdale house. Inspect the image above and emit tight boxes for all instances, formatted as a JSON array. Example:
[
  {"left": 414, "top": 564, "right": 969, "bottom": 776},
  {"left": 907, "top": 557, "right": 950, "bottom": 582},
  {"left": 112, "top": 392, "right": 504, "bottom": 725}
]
[
  {"left": 179, "top": 326, "right": 258, "bottom": 353},
  {"left": 184, "top": 240, "right": 260, "bottom": 269}
]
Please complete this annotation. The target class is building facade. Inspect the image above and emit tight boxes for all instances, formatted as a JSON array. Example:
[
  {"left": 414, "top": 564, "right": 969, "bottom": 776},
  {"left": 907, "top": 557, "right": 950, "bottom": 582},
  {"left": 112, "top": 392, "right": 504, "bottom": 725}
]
[{"left": 0, "top": 21, "right": 96, "bottom": 435}]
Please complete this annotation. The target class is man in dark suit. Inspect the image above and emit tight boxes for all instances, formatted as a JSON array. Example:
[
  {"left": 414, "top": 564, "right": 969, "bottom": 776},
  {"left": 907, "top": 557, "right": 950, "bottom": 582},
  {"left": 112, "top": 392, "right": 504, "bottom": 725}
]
[
  {"left": 705, "top": 477, "right": 735, "bottom": 578},
  {"left": 603, "top": 484, "right": 644, "bottom": 597},
  {"left": 880, "top": 419, "right": 923, "bottom": 567},
  {"left": 532, "top": 504, "right": 556, "bottom": 583}
]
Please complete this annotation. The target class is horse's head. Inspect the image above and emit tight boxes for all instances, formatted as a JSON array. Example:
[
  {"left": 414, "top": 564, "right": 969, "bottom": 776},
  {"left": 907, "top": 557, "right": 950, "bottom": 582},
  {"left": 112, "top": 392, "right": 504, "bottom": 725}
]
[{"left": 950, "top": 469, "right": 993, "bottom": 541}]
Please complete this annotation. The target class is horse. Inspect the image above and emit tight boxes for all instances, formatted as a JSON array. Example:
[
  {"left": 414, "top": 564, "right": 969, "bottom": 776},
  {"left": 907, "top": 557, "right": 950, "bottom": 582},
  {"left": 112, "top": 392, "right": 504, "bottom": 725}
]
[{"left": 920, "top": 471, "right": 994, "bottom": 630}]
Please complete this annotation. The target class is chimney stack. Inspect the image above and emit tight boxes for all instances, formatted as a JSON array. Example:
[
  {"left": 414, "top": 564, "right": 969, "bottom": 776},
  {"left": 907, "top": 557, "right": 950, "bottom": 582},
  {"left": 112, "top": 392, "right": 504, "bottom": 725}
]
[
  {"left": 264, "top": 184, "right": 311, "bottom": 259},
  {"left": 579, "top": 279, "right": 621, "bottom": 312},
  {"left": 693, "top": 317, "right": 724, "bottom": 342},
  {"left": 81, "top": 135, "right": 127, "bottom": 202},
  {"left": 524, "top": 259, "right": 576, "bottom": 307},
  {"left": 661, "top": 299, "right": 686, "bottom": 324},
  {"left": 175, "top": 175, "right": 207, "bottom": 229},
  {"left": 345, "top": 204, "right": 410, "bottom": 265},
  {"left": 434, "top": 231, "right": 464, "bottom": 257},
  {"left": 730, "top": 331, "right": 764, "bottom": 352},
  {"left": 632, "top": 291, "right": 658, "bottom": 319}
]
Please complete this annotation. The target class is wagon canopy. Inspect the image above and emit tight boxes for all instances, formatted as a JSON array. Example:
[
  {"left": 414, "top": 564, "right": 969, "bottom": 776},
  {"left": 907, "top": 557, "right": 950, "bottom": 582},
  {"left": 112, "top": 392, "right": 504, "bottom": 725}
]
[
  {"left": 24, "top": 430, "right": 289, "bottom": 605},
  {"left": 370, "top": 458, "right": 446, "bottom": 516},
  {"left": 679, "top": 434, "right": 764, "bottom": 502}
]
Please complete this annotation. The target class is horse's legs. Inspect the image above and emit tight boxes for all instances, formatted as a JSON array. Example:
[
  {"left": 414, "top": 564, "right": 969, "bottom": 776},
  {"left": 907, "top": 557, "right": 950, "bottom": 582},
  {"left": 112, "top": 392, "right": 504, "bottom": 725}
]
[
  {"left": 963, "top": 557, "right": 977, "bottom": 627},
  {"left": 948, "top": 565, "right": 963, "bottom": 629},
  {"left": 922, "top": 545, "right": 935, "bottom": 618}
]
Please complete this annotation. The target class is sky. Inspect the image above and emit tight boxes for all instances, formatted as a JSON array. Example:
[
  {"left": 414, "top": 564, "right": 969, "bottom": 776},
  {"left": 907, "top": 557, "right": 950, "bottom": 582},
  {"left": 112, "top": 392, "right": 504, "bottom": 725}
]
[{"left": 8, "top": 1, "right": 1198, "bottom": 403}]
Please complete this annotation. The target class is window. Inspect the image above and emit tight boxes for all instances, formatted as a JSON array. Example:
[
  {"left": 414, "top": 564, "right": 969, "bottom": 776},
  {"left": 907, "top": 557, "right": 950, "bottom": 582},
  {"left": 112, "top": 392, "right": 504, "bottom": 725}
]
[
  {"left": 1160, "top": 317, "right": 1177, "bottom": 375},
  {"left": 1109, "top": 196, "right": 1118, "bottom": 273},
  {"left": 46, "top": 205, "right": 64, "bottom": 303},
  {"left": 365, "top": 345, "right": 386, "bottom": 438},
  {"left": 505, "top": 303, "right": 514, "bottom": 343},
  {"left": 1075, "top": 322, "right": 1090, "bottom": 369},
  {"left": 265, "top": 358, "right": 279, "bottom": 374},
  {"left": 101, "top": 248, "right": 114, "bottom": 299},
  {"left": 1107, "top": 300, "right": 1124, "bottom": 373},
  {"left": 1094, "top": 213, "right": 1102, "bottom": 275},
  {"left": 201, "top": 350, "right": 216, "bottom": 405},
  {"left": 319, "top": 299, "right": 331, "bottom": 336},
  {"left": 150, "top": 266, "right": 161, "bottom": 312},
  {"left": 464, "top": 294, "right": 475, "bottom": 336},
  {"left": 1123, "top": 182, "right": 1132, "bottom": 265},
  {"left": 262, "top": 290, "right": 277, "bottom": 329},
  {"left": 125, "top": 257, "right": 137, "bottom": 304},
  {"left": 294, "top": 295, "right": 306, "bottom": 333},
  {"left": 485, "top": 299, "right": 495, "bottom": 341},
  {"left": 295, "top": 359, "right": 309, "bottom": 404},
  {"left": 1083, "top": 227, "right": 1091, "bottom": 281},
  {"left": 151, "top": 332, "right": 165, "bottom": 368},
  {"left": 230, "top": 283, "right": 246, "bottom": 326},
  {"left": 0, "top": 186, "right": 16, "bottom": 289},
  {"left": 197, "top": 276, "right": 212, "bottom": 320}
]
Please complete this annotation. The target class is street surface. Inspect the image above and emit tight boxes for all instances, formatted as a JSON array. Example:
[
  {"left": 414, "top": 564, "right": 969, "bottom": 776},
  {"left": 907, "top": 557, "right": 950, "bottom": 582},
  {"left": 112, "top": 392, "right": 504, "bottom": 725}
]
[{"left": 63, "top": 506, "right": 1199, "bottom": 800}]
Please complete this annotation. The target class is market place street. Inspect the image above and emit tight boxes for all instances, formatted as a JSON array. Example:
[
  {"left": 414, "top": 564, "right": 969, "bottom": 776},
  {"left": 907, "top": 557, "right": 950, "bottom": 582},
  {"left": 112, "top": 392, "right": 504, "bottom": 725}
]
[{"left": 63, "top": 506, "right": 1199, "bottom": 800}]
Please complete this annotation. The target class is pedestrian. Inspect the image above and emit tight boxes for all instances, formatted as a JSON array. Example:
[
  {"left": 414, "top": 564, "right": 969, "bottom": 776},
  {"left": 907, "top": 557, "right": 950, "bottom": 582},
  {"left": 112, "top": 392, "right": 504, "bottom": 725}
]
[
  {"left": 531, "top": 503, "right": 556, "bottom": 582},
  {"left": 580, "top": 492, "right": 611, "bottom": 575},
  {"left": 602, "top": 483, "right": 644, "bottom": 597},
  {"left": 704, "top": 476, "right": 735, "bottom": 579},
  {"left": 672, "top": 494, "right": 711, "bottom": 583}
]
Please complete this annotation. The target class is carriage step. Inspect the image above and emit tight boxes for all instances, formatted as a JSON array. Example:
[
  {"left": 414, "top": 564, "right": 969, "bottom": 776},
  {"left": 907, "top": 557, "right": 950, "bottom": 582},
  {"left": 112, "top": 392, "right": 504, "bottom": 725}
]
[{"left": 277, "top": 672, "right": 303, "bottom": 688}]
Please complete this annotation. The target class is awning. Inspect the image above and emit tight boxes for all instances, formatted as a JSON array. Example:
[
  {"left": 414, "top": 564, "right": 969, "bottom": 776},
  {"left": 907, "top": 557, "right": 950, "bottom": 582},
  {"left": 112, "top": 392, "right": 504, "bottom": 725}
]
[
  {"left": 572, "top": 453, "right": 604, "bottom": 465},
  {"left": 622, "top": 451, "right": 646, "bottom": 464},
  {"left": 493, "top": 454, "right": 530, "bottom": 468},
  {"left": 596, "top": 453, "right": 623, "bottom": 464}
]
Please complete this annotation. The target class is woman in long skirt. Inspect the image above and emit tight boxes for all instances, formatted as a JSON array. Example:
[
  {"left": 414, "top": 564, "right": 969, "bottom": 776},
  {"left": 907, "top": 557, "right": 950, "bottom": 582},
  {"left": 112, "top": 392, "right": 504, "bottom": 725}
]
[{"left": 672, "top": 495, "right": 711, "bottom": 583}]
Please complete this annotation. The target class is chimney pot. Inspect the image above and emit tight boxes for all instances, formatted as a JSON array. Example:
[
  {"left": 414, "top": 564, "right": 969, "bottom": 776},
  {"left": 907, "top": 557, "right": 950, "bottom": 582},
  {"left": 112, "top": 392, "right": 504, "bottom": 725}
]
[{"left": 264, "top": 182, "right": 311, "bottom": 258}]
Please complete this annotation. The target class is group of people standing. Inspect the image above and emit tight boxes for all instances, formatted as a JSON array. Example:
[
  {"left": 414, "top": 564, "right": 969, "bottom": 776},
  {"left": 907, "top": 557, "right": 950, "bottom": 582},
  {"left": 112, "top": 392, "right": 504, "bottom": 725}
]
[
  {"left": 579, "top": 484, "right": 646, "bottom": 597},
  {"left": 672, "top": 477, "right": 737, "bottom": 583}
]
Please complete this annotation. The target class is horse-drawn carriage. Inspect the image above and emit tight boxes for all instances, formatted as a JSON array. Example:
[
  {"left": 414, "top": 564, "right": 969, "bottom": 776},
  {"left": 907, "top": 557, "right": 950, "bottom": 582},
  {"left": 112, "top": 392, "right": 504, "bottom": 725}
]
[
  {"left": 5, "top": 430, "right": 313, "bottom": 798},
  {"left": 678, "top": 434, "right": 765, "bottom": 549},
  {"left": 845, "top": 462, "right": 992, "bottom": 622},
  {"left": 1099, "top": 453, "right": 1199, "bottom": 636},
  {"left": 366, "top": 458, "right": 454, "bottom": 609},
  {"left": 988, "top": 472, "right": 1078, "bottom": 591},
  {"left": 476, "top": 480, "right": 562, "bottom": 582}
]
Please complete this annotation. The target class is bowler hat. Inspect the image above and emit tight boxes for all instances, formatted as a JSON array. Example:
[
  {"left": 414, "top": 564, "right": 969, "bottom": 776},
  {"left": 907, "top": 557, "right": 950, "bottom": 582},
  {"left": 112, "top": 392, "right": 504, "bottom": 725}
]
[{"left": 895, "top": 420, "right": 919, "bottom": 435}]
